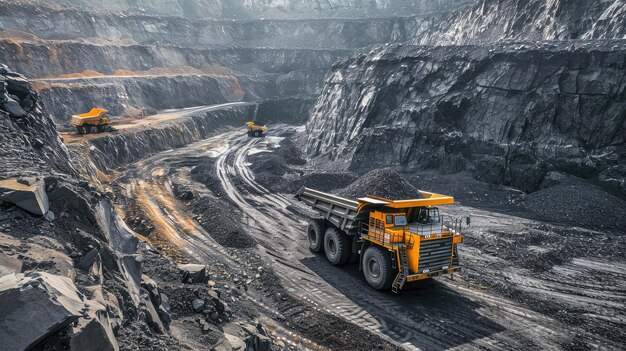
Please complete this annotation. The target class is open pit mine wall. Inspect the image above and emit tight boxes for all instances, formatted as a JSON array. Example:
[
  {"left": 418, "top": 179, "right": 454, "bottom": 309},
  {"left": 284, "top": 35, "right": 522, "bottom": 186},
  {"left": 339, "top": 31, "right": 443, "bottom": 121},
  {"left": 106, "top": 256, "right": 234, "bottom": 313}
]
[
  {"left": 26, "top": 0, "right": 476, "bottom": 19},
  {"left": 0, "top": 2, "right": 424, "bottom": 49},
  {"left": 410, "top": 0, "right": 626, "bottom": 44},
  {"left": 80, "top": 103, "right": 256, "bottom": 173},
  {"left": 36, "top": 75, "right": 246, "bottom": 124},
  {"left": 0, "top": 38, "right": 346, "bottom": 124},
  {"left": 306, "top": 42, "right": 626, "bottom": 196}
]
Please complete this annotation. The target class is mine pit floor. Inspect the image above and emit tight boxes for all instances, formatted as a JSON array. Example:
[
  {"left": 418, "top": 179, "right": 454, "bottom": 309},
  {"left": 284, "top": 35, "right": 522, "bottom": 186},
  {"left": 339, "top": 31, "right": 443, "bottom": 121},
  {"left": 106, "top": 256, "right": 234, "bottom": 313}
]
[{"left": 110, "top": 125, "right": 625, "bottom": 350}]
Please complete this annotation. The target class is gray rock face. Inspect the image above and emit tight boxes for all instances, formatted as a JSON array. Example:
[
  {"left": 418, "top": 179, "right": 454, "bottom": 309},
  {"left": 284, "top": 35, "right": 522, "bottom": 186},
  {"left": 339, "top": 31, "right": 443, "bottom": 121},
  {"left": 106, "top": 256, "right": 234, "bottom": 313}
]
[
  {"left": 307, "top": 42, "right": 626, "bottom": 194},
  {"left": 411, "top": 0, "right": 626, "bottom": 45},
  {"left": 0, "top": 272, "right": 84, "bottom": 351},
  {"left": 0, "top": 177, "right": 49, "bottom": 215},
  {"left": 40, "top": 74, "right": 246, "bottom": 124},
  {"left": 0, "top": 3, "right": 414, "bottom": 49},
  {"left": 0, "top": 65, "right": 76, "bottom": 179},
  {"left": 9, "top": 0, "right": 474, "bottom": 20}
]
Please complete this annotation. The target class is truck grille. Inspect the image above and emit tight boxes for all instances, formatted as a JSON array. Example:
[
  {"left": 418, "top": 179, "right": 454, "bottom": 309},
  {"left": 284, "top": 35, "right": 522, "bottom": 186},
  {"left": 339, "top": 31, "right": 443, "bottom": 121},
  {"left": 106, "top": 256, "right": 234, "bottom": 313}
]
[{"left": 418, "top": 237, "right": 453, "bottom": 273}]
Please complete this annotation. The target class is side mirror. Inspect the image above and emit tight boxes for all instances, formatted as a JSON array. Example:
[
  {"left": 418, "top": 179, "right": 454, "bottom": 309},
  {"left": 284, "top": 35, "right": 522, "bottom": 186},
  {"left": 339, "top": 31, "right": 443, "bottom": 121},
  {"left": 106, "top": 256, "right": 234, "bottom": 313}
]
[{"left": 466, "top": 216, "right": 471, "bottom": 226}]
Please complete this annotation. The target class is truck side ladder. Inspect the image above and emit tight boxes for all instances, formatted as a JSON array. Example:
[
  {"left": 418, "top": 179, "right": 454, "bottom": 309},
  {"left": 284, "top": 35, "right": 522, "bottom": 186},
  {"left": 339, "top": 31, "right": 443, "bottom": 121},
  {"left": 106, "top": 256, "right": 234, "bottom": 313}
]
[{"left": 392, "top": 236, "right": 414, "bottom": 293}]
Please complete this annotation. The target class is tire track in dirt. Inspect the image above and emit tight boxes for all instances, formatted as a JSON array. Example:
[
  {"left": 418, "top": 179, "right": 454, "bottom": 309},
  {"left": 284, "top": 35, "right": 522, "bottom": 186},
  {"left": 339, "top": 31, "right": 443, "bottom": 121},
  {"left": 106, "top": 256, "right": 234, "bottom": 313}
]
[{"left": 213, "top": 127, "right": 579, "bottom": 350}]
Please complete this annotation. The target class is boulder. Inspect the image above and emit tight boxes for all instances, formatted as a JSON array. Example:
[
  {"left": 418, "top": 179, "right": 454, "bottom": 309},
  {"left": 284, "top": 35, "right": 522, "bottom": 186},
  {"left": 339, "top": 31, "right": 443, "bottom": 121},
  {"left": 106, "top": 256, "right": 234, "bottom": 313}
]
[
  {"left": 192, "top": 298, "right": 205, "bottom": 312},
  {"left": 77, "top": 248, "right": 99, "bottom": 271},
  {"left": 2, "top": 97, "right": 26, "bottom": 117},
  {"left": 0, "top": 178, "right": 49, "bottom": 215},
  {"left": 47, "top": 185, "right": 96, "bottom": 224},
  {"left": 5, "top": 75, "right": 30, "bottom": 96},
  {"left": 0, "top": 272, "right": 84, "bottom": 351},
  {"left": 177, "top": 263, "right": 208, "bottom": 284},
  {"left": 70, "top": 301, "right": 119, "bottom": 351},
  {"left": 44, "top": 210, "right": 55, "bottom": 222}
]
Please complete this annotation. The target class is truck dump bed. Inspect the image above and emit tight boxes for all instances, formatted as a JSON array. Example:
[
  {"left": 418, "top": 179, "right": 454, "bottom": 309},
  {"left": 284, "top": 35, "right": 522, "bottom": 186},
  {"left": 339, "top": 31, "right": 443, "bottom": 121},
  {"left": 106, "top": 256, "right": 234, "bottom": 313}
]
[
  {"left": 70, "top": 108, "right": 108, "bottom": 126},
  {"left": 296, "top": 187, "right": 364, "bottom": 234}
]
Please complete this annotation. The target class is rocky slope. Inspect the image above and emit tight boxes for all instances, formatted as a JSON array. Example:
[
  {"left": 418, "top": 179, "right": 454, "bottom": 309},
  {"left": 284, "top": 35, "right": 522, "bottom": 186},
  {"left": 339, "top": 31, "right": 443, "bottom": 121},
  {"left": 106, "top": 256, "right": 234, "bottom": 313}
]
[
  {"left": 306, "top": 41, "right": 626, "bottom": 196},
  {"left": 0, "top": 65, "right": 270, "bottom": 350}
]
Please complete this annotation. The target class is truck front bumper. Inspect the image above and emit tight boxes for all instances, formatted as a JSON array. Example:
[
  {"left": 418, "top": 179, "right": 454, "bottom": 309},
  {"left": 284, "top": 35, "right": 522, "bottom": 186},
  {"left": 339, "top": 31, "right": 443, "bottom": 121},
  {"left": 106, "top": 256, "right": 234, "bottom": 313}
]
[{"left": 406, "top": 265, "right": 461, "bottom": 282}]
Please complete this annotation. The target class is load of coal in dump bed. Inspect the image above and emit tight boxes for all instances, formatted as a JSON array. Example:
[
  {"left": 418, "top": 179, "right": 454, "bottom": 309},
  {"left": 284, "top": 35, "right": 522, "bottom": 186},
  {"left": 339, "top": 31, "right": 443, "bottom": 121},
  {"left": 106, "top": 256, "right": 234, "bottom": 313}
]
[{"left": 339, "top": 169, "right": 423, "bottom": 200}]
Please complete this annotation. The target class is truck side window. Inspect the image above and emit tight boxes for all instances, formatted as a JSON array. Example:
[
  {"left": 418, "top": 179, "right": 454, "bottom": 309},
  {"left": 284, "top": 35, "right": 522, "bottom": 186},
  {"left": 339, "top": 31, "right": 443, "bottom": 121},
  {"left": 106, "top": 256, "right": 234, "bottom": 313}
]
[{"left": 386, "top": 215, "right": 393, "bottom": 224}]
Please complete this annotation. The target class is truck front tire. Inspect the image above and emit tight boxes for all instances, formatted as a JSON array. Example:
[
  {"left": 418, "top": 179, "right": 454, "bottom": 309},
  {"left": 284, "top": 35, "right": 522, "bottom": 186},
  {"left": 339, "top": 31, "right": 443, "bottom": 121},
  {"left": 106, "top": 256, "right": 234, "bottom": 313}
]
[
  {"left": 307, "top": 219, "right": 327, "bottom": 253},
  {"left": 362, "top": 246, "right": 395, "bottom": 290},
  {"left": 324, "top": 227, "right": 351, "bottom": 265}
]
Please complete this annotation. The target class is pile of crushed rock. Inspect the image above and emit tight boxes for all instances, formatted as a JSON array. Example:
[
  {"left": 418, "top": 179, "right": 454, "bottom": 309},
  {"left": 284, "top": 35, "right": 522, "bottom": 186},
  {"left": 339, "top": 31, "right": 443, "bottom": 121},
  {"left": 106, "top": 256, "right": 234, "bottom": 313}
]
[{"left": 340, "top": 169, "right": 423, "bottom": 200}]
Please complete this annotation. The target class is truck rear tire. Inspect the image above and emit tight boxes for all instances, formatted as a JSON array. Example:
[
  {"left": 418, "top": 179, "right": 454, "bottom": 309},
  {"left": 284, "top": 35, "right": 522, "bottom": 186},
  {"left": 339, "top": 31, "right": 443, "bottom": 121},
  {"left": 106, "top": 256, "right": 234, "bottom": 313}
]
[
  {"left": 307, "top": 219, "right": 327, "bottom": 253},
  {"left": 362, "top": 246, "right": 395, "bottom": 290},
  {"left": 89, "top": 126, "right": 98, "bottom": 134},
  {"left": 324, "top": 227, "right": 351, "bottom": 265}
]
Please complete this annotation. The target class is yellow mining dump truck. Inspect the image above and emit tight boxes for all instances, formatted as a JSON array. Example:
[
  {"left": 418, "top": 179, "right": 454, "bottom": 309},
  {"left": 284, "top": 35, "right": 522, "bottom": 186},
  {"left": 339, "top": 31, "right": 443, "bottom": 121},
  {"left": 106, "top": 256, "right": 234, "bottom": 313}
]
[
  {"left": 70, "top": 108, "right": 113, "bottom": 134},
  {"left": 296, "top": 187, "right": 467, "bottom": 293},
  {"left": 246, "top": 121, "right": 267, "bottom": 137}
]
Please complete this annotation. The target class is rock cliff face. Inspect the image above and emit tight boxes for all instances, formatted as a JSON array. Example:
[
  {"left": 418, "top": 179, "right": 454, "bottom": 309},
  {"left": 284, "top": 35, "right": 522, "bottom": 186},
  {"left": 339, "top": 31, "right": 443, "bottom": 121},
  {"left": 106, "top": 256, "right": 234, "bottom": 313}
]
[
  {"left": 411, "top": 0, "right": 626, "bottom": 45},
  {"left": 0, "top": 64, "right": 74, "bottom": 178},
  {"left": 33, "top": 0, "right": 475, "bottom": 19},
  {"left": 306, "top": 42, "right": 626, "bottom": 195},
  {"left": 0, "top": 2, "right": 414, "bottom": 49}
]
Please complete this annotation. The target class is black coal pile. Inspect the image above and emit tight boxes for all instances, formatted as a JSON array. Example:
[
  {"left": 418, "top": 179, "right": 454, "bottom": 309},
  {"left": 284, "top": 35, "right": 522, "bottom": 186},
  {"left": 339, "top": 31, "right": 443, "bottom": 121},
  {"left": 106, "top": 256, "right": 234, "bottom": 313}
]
[
  {"left": 522, "top": 173, "right": 626, "bottom": 231},
  {"left": 247, "top": 138, "right": 306, "bottom": 190},
  {"left": 340, "top": 169, "right": 423, "bottom": 200}
]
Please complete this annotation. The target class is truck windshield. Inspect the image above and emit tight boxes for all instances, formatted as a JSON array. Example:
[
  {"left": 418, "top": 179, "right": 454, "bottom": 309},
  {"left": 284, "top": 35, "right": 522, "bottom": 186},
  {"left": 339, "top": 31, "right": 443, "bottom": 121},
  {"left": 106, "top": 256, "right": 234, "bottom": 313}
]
[
  {"left": 416, "top": 208, "right": 440, "bottom": 224},
  {"left": 429, "top": 208, "right": 440, "bottom": 223},
  {"left": 394, "top": 215, "right": 407, "bottom": 226}
]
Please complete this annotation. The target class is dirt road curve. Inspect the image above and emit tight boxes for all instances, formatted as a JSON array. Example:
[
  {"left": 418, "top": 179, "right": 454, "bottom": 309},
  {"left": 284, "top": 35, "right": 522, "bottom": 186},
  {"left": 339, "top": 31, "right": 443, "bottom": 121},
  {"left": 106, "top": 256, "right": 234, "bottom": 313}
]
[{"left": 115, "top": 126, "right": 625, "bottom": 350}]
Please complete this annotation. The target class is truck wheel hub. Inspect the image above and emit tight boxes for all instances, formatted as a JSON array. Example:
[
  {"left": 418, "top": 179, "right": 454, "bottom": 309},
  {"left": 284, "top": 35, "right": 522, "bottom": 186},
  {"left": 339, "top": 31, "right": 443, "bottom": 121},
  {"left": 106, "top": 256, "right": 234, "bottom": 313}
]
[
  {"left": 309, "top": 230, "right": 317, "bottom": 244},
  {"left": 368, "top": 259, "right": 380, "bottom": 278},
  {"left": 328, "top": 238, "right": 337, "bottom": 255}
]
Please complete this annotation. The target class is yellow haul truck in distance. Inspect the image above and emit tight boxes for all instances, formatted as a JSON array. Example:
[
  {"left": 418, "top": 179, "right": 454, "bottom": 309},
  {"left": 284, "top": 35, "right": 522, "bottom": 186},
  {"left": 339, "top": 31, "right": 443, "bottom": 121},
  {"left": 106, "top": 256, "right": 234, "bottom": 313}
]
[
  {"left": 246, "top": 121, "right": 267, "bottom": 137},
  {"left": 71, "top": 108, "right": 113, "bottom": 134},
  {"left": 296, "top": 187, "right": 466, "bottom": 293}
]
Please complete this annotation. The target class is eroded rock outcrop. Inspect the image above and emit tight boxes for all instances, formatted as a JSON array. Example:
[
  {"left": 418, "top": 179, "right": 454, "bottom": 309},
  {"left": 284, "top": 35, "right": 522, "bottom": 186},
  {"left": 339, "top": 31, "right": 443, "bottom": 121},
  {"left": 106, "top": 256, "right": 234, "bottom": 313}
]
[{"left": 307, "top": 42, "right": 626, "bottom": 194}]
